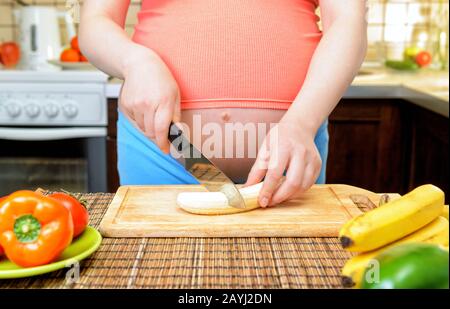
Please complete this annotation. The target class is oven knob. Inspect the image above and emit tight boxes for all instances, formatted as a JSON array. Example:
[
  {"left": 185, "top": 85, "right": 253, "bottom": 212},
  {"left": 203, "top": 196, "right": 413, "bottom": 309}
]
[
  {"left": 25, "top": 102, "right": 41, "bottom": 118},
  {"left": 62, "top": 101, "right": 78, "bottom": 118},
  {"left": 5, "top": 101, "right": 21, "bottom": 118},
  {"left": 44, "top": 102, "right": 59, "bottom": 118}
]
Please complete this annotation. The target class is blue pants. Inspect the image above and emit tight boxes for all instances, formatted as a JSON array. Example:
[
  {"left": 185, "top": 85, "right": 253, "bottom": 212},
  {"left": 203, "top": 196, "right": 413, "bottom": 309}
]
[{"left": 117, "top": 111, "right": 329, "bottom": 185}]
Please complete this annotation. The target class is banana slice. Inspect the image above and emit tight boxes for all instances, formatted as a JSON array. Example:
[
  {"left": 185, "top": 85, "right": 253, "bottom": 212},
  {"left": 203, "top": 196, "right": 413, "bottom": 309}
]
[{"left": 177, "top": 182, "right": 263, "bottom": 215}]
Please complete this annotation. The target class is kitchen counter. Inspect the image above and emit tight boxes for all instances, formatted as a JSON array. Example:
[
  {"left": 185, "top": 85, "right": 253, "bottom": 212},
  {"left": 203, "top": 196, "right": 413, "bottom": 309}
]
[
  {"left": 349, "top": 68, "right": 449, "bottom": 117},
  {"left": 0, "top": 189, "right": 392, "bottom": 289},
  {"left": 0, "top": 157, "right": 399, "bottom": 289},
  {"left": 0, "top": 165, "right": 390, "bottom": 289},
  {"left": 105, "top": 68, "right": 449, "bottom": 117}
]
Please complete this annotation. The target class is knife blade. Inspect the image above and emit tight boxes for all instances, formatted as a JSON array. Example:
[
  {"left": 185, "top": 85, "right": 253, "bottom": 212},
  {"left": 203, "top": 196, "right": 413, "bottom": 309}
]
[{"left": 168, "top": 122, "right": 247, "bottom": 209}]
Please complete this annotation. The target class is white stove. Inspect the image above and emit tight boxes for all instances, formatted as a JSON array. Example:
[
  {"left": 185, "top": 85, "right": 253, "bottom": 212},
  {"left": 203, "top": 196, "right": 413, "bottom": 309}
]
[
  {"left": 0, "top": 70, "right": 108, "bottom": 126},
  {"left": 0, "top": 70, "right": 109, "bottom": 193}
]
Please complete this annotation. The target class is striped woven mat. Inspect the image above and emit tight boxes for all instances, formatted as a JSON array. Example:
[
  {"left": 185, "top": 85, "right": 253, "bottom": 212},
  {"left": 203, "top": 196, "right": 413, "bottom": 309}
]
[{"left": 0, "top": 192, "right": 366, "bottom": 289}]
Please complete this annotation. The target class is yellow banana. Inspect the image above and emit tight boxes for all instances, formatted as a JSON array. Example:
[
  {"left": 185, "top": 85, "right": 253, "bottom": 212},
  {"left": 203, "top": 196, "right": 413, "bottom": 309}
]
[
  {"left": 339, "top": 184, "right": 444, "bottom": 252},
  {"left": 442, "top": 205, "right": 449, "bottom": 220},
  {"left": 342, "top": 216, "right": 449, "bottom": 288}
]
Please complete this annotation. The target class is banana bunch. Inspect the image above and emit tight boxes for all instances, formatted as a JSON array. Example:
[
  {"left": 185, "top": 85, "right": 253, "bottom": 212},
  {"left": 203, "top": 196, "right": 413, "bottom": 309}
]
[
  {"left": 339, "top": 184, "right": 448, "bottom": 288},
  {"left": 443, "top": 205, "right": 449, "bottom": 220}
]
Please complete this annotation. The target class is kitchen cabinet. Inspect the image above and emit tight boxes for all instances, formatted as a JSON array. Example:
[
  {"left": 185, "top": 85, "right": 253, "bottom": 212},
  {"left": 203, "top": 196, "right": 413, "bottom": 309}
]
[
  {"left": 407, "top": 105, "right": 449, "bottom": 199},
  {"left": 106, "top": 99, "right": 449, "bottom": 201},
  {"left": 107, "top": 136, "right": 119, "bottom": 194},
  {"left": 327, "top": 99, "right": 409, "bottom": 194},
  {"left": 107, "top": 99, "right": 120, "bottom": 192},
  {"left": 327, "top": 99, "right": 448, "bottom": 201}
]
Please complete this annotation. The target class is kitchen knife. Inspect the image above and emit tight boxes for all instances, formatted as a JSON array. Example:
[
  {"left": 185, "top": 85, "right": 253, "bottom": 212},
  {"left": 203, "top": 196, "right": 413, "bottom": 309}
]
[{"left": 168, "top": 122, "right": 247, "bottom": 209}]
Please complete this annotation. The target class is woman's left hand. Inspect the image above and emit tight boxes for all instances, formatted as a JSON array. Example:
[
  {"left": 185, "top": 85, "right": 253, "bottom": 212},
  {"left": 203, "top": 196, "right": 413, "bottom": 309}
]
[{"left": 245, "top": 116, "right": 322, "bottom": 207}]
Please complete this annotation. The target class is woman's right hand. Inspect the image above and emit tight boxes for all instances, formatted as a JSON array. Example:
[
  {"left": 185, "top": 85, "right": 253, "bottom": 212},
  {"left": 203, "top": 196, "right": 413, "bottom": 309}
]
[{"left": 119, "top": 47, "right": 181, "bottom": 154}]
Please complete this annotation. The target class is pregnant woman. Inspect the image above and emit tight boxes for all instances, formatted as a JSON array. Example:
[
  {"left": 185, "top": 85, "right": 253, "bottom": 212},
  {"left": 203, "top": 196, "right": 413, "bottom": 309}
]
[{"left": 80, "top": 0, "right": 367, "bottom": 207}]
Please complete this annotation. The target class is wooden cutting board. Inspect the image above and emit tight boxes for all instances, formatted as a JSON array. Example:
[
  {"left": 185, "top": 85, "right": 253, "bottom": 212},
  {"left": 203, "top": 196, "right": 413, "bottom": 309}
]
[{"left": 99, "top": 184, "right": 382, "bottom": 238}]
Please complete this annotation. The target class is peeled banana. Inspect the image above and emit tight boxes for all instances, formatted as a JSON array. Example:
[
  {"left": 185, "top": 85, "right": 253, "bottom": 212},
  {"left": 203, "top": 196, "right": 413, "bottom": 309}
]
[
  {"left": 177, "top": 182, "right": 263, "bottom": 215},
  {"left": 342, "top": 216, "right": 449, "bottom": 288},
  {"left": 339, "top": 184, "right": 445, "bottom": 252}
]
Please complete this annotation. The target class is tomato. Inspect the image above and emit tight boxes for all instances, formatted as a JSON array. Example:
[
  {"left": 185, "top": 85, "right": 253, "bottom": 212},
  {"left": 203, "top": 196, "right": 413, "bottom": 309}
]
[
  {"left": 0, "top": 190, "right": 4, "bottom": 254},
  {"left": 80, "top": 53, "right": 88, "bottom": 62},
  {"left": 60, "top": 48, "right": 80, "bottom": 62},
  {"left": 415, "top": 51, "right": 432, "bottom": 67},
  {"left": 49, "top": 192, "right": 89, "bottom": 237},
  {"left": 0, "top": 196, "right": 7, "bottom": 257},
  {"left": 0, "top": 42, "right": 20, "bottom": 68},
  {"left": 70, "top": 36, "right": 79, "bottom": 51}
]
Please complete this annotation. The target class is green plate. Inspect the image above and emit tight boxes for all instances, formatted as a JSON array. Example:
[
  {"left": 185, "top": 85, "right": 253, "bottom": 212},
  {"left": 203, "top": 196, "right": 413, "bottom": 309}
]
[{"left": 0, "top": 226, "right": 102, "bottom": 279}]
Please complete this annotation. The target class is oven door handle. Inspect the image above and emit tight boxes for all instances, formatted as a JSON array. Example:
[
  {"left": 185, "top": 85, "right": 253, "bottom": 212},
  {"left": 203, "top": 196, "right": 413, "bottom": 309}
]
[{"left": 0, "top": 127, "right": 107, "bottom": 141}]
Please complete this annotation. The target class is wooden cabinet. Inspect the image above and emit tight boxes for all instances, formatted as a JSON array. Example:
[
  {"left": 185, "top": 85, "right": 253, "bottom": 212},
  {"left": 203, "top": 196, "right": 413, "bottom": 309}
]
[
  {"left": 327, "top": 99, "right": 409, "bottom": 194},
  {"left": 327, "top": 99, "right": 448, "bottom": 201},
  {"left": 408, "top": 105, "right": 449, "bottom": 200},
  {"left": 107, "top": 136, "right": 119, "bottom": 193},
  {"left": 107, "top": 99, "right": 120, "bottom": 192},
  {"left": 106, "top": 98, "right": 449, "bottom": 200}
]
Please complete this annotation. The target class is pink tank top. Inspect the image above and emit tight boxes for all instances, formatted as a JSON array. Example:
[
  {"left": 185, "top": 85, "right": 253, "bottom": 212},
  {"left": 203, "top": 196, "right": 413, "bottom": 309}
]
[{"left": 132, "top": 0, "right": 321, "bottom": 110}]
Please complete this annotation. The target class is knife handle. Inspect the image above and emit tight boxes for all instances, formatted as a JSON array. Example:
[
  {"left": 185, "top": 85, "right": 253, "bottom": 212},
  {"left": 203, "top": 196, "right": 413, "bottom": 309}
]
[
  {"left": 168, "top": 122, "right": 183, "bottom": 142},
  {"left": 168, "top": 122, "right": 184, "bottom": 151}
]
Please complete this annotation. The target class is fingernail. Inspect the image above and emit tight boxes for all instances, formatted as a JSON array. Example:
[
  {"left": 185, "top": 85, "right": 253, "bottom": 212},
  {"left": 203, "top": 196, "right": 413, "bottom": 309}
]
[{"left": 260, "top": 197, "right": 269, "bottom": 207}]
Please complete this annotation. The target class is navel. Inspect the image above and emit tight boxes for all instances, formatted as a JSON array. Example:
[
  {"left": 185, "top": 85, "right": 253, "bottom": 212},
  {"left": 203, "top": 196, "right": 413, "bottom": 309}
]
[{"left": 221, "top": 111, "right": 231, "bottom": 122}]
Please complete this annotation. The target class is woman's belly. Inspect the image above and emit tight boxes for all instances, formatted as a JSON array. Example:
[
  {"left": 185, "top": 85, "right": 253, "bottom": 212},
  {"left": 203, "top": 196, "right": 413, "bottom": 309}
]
[
  {"left": 133, "top": 0, "right": 321, "bottom": 110},
  {"left": 123, "top": 108, "right": 284, "bottom": 183},
  {"left": 181, "top": 108, "right": 286, "bottom": 183}
]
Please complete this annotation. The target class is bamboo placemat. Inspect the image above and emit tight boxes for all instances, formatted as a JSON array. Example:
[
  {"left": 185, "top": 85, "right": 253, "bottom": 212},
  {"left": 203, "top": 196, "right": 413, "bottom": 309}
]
[{"left": 0, "top": 165, "right": 382, "bottom": 289}]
